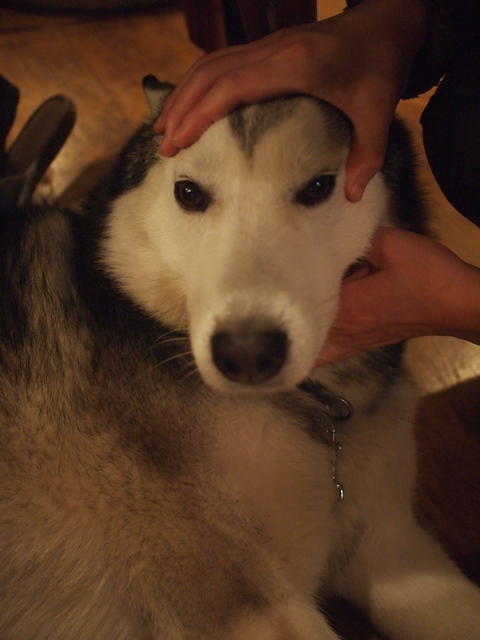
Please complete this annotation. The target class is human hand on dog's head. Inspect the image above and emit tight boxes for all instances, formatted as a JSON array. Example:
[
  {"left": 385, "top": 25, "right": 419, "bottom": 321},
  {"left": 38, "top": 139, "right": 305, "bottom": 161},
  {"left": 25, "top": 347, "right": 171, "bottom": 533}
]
[
  {"left": 154, "top": 0, "right": 425, "bottom": 202},
  {"left": 314, "top": 228, "right": 480, "bottom": 366}
]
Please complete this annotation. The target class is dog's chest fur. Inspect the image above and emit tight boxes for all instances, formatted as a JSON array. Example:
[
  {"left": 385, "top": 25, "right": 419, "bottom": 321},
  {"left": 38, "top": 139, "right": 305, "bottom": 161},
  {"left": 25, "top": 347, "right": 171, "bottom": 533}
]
[{"left": 0, "top": 204, "right": 415, "bottom": 639}]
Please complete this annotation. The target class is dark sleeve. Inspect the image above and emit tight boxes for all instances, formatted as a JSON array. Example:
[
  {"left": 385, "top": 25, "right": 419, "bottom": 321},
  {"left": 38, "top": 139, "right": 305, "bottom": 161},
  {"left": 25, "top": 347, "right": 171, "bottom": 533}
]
[
  {"left": 346, "top": 0, "right": 480, "bottom": 225},
  {"left": 403, "top": 0, "right": 479, "bottom": 98},
  {"left": 344, "top": 0, "right": 462, "bottom": 97},
  {"left": 410, "top": 0, "right": 480, "bottom": 224}
]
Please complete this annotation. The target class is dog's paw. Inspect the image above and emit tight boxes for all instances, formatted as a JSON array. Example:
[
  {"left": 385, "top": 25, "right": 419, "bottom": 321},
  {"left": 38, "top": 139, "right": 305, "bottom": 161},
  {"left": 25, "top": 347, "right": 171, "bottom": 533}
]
[{"left": 226, "top": 599, "right": 340, "bottom": 640}]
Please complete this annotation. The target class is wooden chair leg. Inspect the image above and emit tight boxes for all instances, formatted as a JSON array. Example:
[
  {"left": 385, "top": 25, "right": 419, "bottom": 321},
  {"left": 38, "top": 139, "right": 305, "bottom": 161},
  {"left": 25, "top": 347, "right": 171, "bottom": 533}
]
[
  {"left": 271, "top": 0, "right": 317, "bottom": 30},
  {"left": 182, "top": 0, "right": 229, "bottom": 52},
  {"left": 182, "top": 0, "right": 317, "bottom": 53}
]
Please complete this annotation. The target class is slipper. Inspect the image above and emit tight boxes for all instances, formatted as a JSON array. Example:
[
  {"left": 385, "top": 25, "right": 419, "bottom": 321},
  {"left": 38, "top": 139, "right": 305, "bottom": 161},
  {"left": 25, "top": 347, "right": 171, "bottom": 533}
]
[
  {"left": 0, "top": 94, "right": 76, "bottom": 207},
  {"left": 0, "top": 76, "right": 20, "bottom": 175}
]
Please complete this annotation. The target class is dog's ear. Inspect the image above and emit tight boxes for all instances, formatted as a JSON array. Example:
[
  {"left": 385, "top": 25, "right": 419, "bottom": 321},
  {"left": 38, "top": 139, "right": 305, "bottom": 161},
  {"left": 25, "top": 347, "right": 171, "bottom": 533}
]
[{"left": 142, "top": 75, "right": 174, "bottom": 118}]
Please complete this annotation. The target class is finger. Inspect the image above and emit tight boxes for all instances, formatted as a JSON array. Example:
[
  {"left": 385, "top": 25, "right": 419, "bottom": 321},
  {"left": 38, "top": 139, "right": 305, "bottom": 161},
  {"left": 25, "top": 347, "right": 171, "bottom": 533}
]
[
  {"left": 154, "top": 50, "right": 246, "bottom": 140},
  {"left": 159, "top": 70, "right": 249, "bottom": 155},
  {"left": 342, "top": 90, "right": 397, "bottom": 201},
  {"left": 159, "top": 72, "right": 247, "bottom": 156},
  {"left": 156, "top": 28, "right": 312, "bottom": 153},
  {"left": 160, "top": 48, "right": 311, "bottom": 156},
  {"left": 157, "top": 50, "right": 277, "bottom": 154},
  {"left": 166, "top": 34, "right": 280, "bottom": 109},
  {"left": 156, "top": 32, "right": 288, "bottom": 135},
  {"left": 167, "top": 61, "right": 306, "bottom": 151},
  {"left": 157, "top": 47, "right": 248, "bottom": 129},
  {"left": 363, "top": 227, "right": 415, "bottom": 268}
]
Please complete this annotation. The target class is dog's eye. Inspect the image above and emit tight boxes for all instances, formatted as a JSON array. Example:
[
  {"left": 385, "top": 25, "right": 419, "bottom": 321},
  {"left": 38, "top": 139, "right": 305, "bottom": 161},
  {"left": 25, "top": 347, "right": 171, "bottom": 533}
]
[
  {"left": 174, "top": 180, "right": 210, "bottom": 212},
  {"left": 296, "top": 175, "right": 335, "bottom": 207}
]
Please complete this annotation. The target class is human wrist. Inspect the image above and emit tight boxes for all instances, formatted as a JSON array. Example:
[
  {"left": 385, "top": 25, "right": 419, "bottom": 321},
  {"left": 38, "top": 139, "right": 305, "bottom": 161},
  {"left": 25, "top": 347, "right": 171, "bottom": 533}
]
[
  {"left": 344, "top": 0, "right": 427, "bottom": 94},
  {"left": 345, "top": 0, "right": 426, "bottom": 54},
  {"left": 441, "top": 262, "right": 480, "bottom": 345},
  {"left": 417, "top": 251, "right": 480, "bottom": 345}
]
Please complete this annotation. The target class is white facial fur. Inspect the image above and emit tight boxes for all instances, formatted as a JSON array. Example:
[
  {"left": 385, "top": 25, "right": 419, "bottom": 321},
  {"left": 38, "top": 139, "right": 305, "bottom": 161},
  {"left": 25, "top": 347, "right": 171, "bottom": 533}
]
[{"left": 103, "top": 98, "right": 390, "bottom": 392}]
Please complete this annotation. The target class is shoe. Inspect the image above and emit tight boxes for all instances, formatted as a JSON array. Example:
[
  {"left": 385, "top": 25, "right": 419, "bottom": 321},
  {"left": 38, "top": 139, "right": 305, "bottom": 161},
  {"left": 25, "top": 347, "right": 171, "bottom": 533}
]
[{"left": 0, "top": 94, "right": 76, "bottom": 207}]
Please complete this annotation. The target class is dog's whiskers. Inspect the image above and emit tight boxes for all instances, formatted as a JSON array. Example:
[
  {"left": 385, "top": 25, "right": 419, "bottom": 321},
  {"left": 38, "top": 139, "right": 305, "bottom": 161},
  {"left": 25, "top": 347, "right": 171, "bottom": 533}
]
[
  {"left": 154, "top": 335, "right": 191, "bottom": 348},
  {"left": 154, "top": 327, "right": 189, "bottom": 340},
  {"left": 179, "top": 363, "right": 200, "bottom": 383},
  {"left": 155, "top": 350, "right": 194, "bottom": 369}
]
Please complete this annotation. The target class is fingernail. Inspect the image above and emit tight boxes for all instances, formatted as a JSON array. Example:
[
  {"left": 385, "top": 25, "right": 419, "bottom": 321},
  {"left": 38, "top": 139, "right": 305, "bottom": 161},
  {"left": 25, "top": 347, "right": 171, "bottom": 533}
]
[
  {"left": 159, "top": 136, "right": 179, "bottom": 157},
  {"left": 153, "top": 115, "right": 164, "bottom": 133},
  {"left": 171, "top": 124, "right": 186, "bottom": 147},
  {"left": 159, "top": 141, "right": 170, "bottom": 156},
  {"left": 159, "top": 135, "right": 170, "bottom": 156}
]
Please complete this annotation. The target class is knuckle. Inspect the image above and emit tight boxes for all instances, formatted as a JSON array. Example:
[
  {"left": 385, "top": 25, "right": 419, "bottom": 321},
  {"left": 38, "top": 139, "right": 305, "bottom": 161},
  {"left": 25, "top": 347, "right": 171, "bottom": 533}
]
[
  {"left": 269, "top": 31, "right": 335, "bottom": 95},
  {"left": 275, "top": 35, "right": 314, "bottom": 63},
  {"left": 215, "top": 73, "right": 244, "bottom": 98}
]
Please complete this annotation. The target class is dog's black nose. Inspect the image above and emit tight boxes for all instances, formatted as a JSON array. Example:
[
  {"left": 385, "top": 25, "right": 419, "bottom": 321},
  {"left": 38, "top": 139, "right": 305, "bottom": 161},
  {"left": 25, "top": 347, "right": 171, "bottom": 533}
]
[{"left": 211, "top": 329, "right": 288, "bottom": 385}]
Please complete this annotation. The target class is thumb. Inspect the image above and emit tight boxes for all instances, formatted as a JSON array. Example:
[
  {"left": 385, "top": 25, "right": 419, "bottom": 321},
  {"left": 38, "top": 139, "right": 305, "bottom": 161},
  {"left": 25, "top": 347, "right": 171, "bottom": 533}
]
[
  {"left": 344, "top": 113, "right": 391, "bottom": 202},
  {"left": 314, "top": 342, "right": 360, "bottom": 367}
]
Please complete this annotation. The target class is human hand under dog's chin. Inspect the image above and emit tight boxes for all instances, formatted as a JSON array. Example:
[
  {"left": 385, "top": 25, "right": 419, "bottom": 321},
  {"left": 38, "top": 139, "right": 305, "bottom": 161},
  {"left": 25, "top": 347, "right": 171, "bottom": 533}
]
[
  {"left": 154, "top": 0, "right": 426, "bottom": 201},
  {"left": 314, "top": 228, "right": 480, "bottom": 367}
]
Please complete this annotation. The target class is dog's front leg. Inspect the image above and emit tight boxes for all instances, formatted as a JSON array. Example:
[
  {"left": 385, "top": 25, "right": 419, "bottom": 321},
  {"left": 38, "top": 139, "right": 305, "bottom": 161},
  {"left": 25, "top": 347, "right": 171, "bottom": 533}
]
[{"left": 338, "top": 515, "right": 480, "bottom": 640}]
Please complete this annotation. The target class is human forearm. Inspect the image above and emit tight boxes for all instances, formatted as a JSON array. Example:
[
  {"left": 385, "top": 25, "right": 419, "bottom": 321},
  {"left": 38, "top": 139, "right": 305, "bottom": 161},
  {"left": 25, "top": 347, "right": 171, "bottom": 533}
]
[{"left": 437, "top": 260, "right": 480, "bottom": 346}]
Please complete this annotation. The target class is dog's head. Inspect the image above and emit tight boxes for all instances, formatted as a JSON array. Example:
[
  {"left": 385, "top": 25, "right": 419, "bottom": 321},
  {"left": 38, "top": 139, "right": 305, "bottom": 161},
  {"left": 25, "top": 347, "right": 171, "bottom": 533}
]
[{"left": 102, "top": 76, "right": 392, "bottom": 393}]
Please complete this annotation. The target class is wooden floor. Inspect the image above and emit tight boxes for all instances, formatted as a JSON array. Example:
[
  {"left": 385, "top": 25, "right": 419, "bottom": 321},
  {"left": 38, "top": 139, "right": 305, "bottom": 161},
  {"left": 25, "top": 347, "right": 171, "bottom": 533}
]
[{"left": 2, "top": 2, "right": 480, "bottom": 638}]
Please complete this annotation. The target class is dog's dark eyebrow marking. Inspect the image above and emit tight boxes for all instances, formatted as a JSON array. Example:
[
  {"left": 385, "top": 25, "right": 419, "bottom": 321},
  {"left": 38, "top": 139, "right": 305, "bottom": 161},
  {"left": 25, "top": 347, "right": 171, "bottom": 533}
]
[
  {"left": 228, "top": 96, "right": 351, "bottom": 156},
  {"left": 228, "top": 98, "right": 299, "bottom": 155}
]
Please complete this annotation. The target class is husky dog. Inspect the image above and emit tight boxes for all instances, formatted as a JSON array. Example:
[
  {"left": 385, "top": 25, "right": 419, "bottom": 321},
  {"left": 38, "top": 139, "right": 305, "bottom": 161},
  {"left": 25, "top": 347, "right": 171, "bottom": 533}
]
[{"left": 1, "top": 75, "right": 479, "bottom": 640}]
